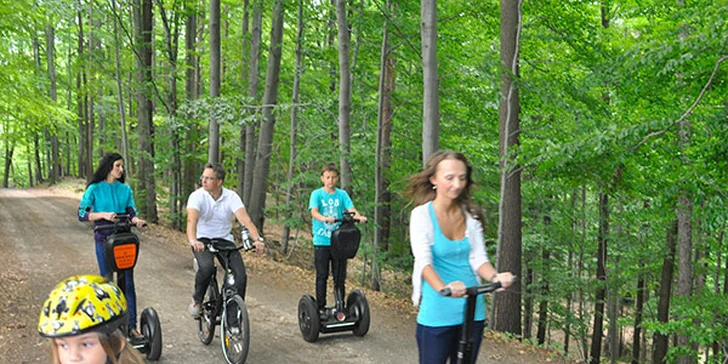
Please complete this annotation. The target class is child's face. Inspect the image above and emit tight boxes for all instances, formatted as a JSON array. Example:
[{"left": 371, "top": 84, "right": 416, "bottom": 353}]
[
  {"left": 54, "top": 333, "right": 108, "bottom": 364},
  {"left": 321, "top": 171, "right": 339, "bottom": 190}
]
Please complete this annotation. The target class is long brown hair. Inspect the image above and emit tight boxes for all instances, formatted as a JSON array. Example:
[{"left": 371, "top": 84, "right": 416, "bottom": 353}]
[
  {"left": 404, "top": 150, "right": 484, "bottom": 221},
  {"left": 49, "top": 331, "right": 145, "bottom": 364}
]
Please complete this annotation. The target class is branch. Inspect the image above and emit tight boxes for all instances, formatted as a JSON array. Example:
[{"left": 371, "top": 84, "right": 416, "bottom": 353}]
[{"left": 631, "top": 55, "right": 728, "bottom": 151}]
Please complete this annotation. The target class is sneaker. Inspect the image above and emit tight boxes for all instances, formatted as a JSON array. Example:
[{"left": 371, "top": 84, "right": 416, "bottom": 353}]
[
  {"left": 128, "top": 328, "right": 144, "bottom": 341},
  {"left": 188, "top": 300, "right": 201, "bottom": 317}
]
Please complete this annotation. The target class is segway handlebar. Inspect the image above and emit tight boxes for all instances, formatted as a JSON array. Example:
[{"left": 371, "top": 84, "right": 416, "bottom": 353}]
[
  {"left": 333, "top": 211, "right": 365, "bottom": 224},
  {"left": 439, "top": 276, "right": 518, "bottom": 297},
  {"left": 93, "top": 214, "right": 147, "bottom": 232}
]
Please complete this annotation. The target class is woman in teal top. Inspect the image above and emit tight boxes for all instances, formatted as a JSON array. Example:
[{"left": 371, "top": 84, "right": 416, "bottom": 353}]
[
  {"left": 406, "top": 151, "right": 514, "bottom": 364},
  {"left": 78, "top": 152, "right": 146, "bottom": 339}
]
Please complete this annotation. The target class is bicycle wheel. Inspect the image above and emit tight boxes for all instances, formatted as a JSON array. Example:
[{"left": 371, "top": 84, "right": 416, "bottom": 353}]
[
  {"left": 221, "top": 294, "right": 250, "bottom": 364},
  {"left": 197, "top": 279, "right": 218, "bottom": 345}
]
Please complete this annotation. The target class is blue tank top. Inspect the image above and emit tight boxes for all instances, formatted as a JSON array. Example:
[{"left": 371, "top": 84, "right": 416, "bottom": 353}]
[{"left": 417, "top": 203, "right": 485, "bottom": 327}]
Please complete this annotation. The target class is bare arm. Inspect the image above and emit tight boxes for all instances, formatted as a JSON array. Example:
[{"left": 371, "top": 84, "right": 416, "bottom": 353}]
[
  {"left": 477, "top": 262, "right": 514, "bottom": 288},
  {"left": 187, "top": 208, "right": 204, "bottom": 252},
  {"left": 311, "top": 207, "right": 334, "bottom": 223}
]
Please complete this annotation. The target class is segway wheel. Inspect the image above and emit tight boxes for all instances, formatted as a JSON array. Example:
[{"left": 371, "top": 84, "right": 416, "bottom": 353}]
[
  {"left": 198, "top": 281, "right": 218, "bottom": 345},
  {"left": 346, "top": 290, "right": 370, "bottom": 337},
  {"left": 297, "top": 295, "right": 320, "bottom": 342},
  {"left": 141, "top": 307, "right": 163, "bottom": 360}
]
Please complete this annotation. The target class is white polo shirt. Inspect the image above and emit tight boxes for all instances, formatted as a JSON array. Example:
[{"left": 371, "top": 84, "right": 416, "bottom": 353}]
[{"left": 187, "top": 187, "right": 244, "bottom": 242}]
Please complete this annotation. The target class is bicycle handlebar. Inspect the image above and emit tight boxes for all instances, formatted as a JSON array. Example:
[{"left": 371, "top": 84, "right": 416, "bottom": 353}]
[
  {"left": 439, "top": 276, "right": 518, "bottom": 297},
  {"left": 93, "top": 214, "right": 147, "bottom": 232},
  {"left": 201, "top": 238, "right": 254, "bottom": 253}
]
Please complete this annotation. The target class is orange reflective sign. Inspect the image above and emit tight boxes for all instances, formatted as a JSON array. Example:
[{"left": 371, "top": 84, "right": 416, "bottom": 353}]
[{"left": 113, "top": 243, "right": 137, "bottom": 270}]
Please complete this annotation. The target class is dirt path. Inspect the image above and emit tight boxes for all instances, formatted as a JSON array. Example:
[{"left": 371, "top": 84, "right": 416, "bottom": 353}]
[{"left": 0, "top": 187, "right": 572, "bottom": 364}]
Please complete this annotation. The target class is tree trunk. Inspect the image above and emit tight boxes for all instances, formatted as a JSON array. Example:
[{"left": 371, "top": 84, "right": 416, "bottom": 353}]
[
  {"left": 334, "top": 0, "right": 353, "bottom": 193},
  {"left": 249, "top": 0, "right": 284, "bottom": 231},
  {"left": 157, "top": 0, "right": 182, "bottom": 229},
  {"left": 45, "top": 25, "right": 60, "bottom": 185},
  {"left": 492, "top": 0, "right": 522, "bottom": 336},
  {"left": 420, "top": 0, "right": 439, "bottom": 163},
  {"left": 589, "top": 192, "right": 608, "bottom": 364},
  {"left": 654, "top": 220, "right": 678, "bottom": 363},
  {"left": 3, "top": 141, "right": 13, "bottom": 188},
  {"left": 86, "top": 3, "right": 95, "bottom": 184},
  {"left": 112, "top": 0, "right": 131, "bottom": 176},
  {"left": 135, "top": 0, "right": 158, "bottom": 222},
  {"left": 536, "top": 248, "right": 550, "bottom": 345},
  {"left": 282, "top": 0, "right": 304, "bottom": 254},
  {"left": 182, "top": 0, "right": 199, "bottom": 203},
  {"left": 243, "top": 0, "right": 263, "bottom": 204},
  {"left": 372, "top": 0, "right": 394, "bottom": 290},
  {"left": 237, "top": 0, "right": 250, "bottom": 199},
  {"left": 208, "top": 0, "right": 221, "bottom": 164},
  {"left": 675, "top": 113, "right": 694, "bottom": 364}
]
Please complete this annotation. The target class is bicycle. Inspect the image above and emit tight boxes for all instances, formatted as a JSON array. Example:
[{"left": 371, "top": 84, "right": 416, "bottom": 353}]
[
  {"left": 194, "top": 231, "right": 255, "bottom": 364},
  {"left": 94, "top": 214, "right": 163, "bottom": 361},
  {"left": 440, "top": 276, "right": 519, "bottom": 364}
]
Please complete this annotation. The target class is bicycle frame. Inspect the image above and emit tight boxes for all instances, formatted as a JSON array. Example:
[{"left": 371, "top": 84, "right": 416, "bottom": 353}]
[{"left": 199, "top": 238, "right": 247, "bottom": 320}]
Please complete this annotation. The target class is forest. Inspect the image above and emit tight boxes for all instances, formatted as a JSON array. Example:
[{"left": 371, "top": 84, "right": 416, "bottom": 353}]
[{"left": 1, "top": 0, "right": 727, "bottom": 363}]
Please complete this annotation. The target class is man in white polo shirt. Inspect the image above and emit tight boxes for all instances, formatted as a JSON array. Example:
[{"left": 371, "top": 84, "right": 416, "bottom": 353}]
[{"left": 186, "top": 163, "right": 265, "bottom": 316}]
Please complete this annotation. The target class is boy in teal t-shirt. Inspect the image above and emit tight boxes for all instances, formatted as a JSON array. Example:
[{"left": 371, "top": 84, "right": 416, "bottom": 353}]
[{"left": 308, "top": 163, "right": 367, "bottom": 315}]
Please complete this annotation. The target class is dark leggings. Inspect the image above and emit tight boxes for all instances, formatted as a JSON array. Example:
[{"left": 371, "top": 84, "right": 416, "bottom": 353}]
[
  {"left": 314, "top": 246, "right": 347, "bottom": 310},
  {"left": 192, "top": 239, "right": 247, "bottom": 302}
]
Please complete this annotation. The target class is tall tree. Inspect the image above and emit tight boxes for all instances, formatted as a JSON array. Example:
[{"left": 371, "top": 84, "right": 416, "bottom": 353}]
[
  {"left": 208, "top": 0, "right": 221, "bottom": 164},
  {"left": 243, "top": 0, "right": 263, "bottom": 204},
  {"left": 182, "top": 0, "right": 200, "bottom": 202},
  {"left": 134, "top": 0, "right": 158, "bottom": 222},
  {"left": 111, "top": 0, "right": 130, "bottom": 177},
  {"left": 157, "top": 0, "right": 183, "bottom": 229},
  {"left": 492, "top": 0, "right": 522, "bottom": 336},
  {"left": 373, "top": 0, "right": 395, "bottom": 290},
  {"left": 335, "top": 0, "right": 352, "bottom": 191},
  {"left": 45, "top": 24, "right": 60, "bottom": 184},
  {"left": 281, "top": 0, "right": 304, "bottom": 255},
  {"left": 654, "top": 221, "right": 678, "bottom": 363},
  {"left": 420, "top": 0, "right": 438, "bottom": 163},
  {"left": 249, "top": 0, "right": 284, "bottom": 230}
]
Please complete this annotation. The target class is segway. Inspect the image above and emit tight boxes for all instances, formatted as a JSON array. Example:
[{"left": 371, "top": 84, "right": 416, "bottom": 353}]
[
  {"left": 440, "top": 276, "right": 518, "bottom": 364},
  {"left": 297, "top": 212, "right": 370, "bottom": 342},
  {"left": 95, "top": 214, "right": 163, "bottom": 360}
]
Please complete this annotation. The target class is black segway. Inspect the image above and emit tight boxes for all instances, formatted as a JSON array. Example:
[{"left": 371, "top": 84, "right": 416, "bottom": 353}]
[
  {"left": 95, "top": 214, "right": 163, "bottom": 360},
  {"left": 439, "top": 276, "right": 518, "bottom": 364},
  {"left": 297, "top": 211, "right": 370, "bottom": 342}
]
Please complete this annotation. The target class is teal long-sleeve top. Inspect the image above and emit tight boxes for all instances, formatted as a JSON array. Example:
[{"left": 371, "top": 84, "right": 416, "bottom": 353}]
[{"left": 78, "top": 180, "right": 138, "bottom": 242}]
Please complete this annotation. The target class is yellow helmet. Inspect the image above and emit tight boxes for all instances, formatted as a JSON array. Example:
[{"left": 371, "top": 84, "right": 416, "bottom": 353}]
[{"left": 38, "top": 275, "right": 127, "bottom": 338}]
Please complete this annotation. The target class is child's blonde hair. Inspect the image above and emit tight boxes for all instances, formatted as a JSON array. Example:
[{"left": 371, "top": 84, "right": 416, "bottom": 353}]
[{"left": 48, "top": 330, "right": 145, "bottom": 364}]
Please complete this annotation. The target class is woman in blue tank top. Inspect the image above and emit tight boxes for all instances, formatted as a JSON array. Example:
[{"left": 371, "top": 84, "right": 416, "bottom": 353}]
[{"left": 405, "top": 150, "right": 514, "bottom": 364}]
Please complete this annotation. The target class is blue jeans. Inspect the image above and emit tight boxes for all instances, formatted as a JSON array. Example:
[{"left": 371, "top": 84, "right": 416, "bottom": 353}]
[
  {"left": 95, "top": 241, "right": 137, "bottom": 330},
  {"left": 416, "top": 321, "right": 485, "bottom": 364}
]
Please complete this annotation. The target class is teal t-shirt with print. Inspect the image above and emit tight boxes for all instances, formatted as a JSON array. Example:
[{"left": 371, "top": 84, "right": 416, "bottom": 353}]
[{"left": 308, "top": 188, "right": 353, "bottom": 246}]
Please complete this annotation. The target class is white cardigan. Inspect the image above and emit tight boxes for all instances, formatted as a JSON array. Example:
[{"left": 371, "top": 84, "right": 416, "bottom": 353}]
[{"left": 410, "top": 202, "right": 490, "bottom": 307}]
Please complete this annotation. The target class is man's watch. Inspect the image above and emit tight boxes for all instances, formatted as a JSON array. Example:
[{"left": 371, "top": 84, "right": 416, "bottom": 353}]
[{"left": 256, "top": 237, "right": 265, "bottom": 243}]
